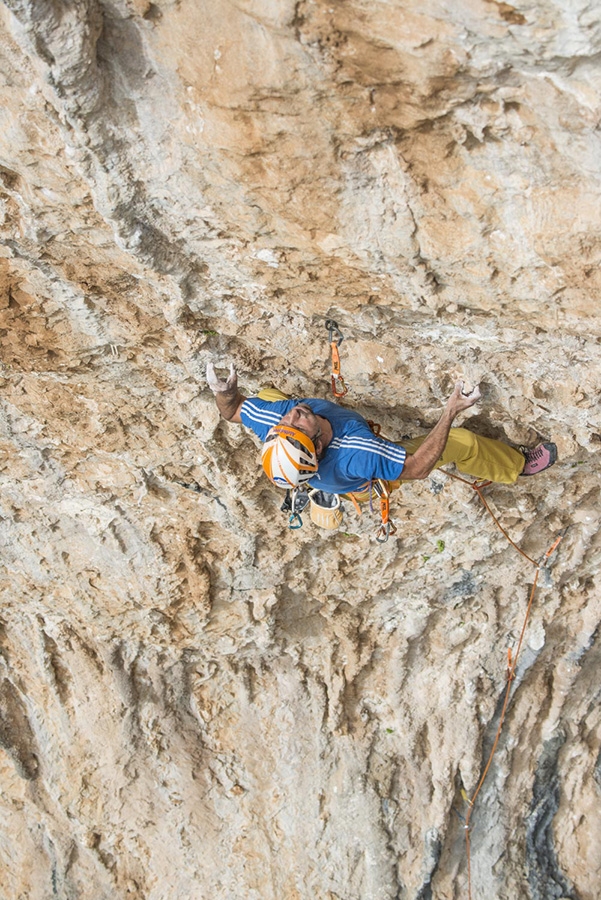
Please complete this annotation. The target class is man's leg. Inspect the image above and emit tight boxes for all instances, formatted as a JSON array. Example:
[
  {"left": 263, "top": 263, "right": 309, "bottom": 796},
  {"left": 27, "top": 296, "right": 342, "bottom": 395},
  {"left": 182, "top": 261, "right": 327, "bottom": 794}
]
[
  {"left": 258, "top": 388, "right": 290, "bottom": 401},
  {"left": 400, "top": 427, "right": 525, "bottom": 484}
]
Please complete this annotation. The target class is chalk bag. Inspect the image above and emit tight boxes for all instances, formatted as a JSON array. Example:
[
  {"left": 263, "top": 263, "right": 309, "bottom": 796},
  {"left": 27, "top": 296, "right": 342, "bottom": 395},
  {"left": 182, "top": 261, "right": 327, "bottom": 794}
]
[{"left": 309, "top": 490, "right": 343, "bottom": 530}]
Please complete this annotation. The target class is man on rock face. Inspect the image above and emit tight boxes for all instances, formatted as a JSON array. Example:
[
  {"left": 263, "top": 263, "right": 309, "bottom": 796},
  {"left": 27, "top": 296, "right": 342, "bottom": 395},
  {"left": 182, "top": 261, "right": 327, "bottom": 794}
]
[{"left": 206, "top": 363, "right": 557, "bottom": 495}]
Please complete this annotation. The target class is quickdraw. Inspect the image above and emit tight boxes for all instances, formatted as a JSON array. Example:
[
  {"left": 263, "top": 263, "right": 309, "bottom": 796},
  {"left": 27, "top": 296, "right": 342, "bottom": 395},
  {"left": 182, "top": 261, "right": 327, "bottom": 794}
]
[
  {"left": 366, "top": 421, "right": 398, "bottom": 542},
  {"left": 281, "top": 488, "right": 310, "bottom": 529},
  {"left": 325, "top": 319, "right": 348, "bottom": 398},
  {"left": 372, "top": 479, "right": 397, "bottom": 543}
]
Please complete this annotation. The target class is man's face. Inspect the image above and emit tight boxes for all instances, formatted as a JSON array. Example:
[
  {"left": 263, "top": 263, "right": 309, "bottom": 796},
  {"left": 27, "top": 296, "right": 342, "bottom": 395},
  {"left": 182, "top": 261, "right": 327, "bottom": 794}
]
[{"left": 279, "top": 404, "right": 321, "bottom": 441}]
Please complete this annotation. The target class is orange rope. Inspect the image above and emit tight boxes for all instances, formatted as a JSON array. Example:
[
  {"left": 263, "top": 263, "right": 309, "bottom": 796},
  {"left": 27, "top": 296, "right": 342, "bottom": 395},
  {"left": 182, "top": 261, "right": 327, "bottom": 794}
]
[
  {"left": 442, "top": 469, "right": 538, "bottom": 565},
  {"left": 438, "top": 467, "right": 566, "bottom": 900},
  {"left": 465, "top": 569, "right": 540, "bottom": 899}
]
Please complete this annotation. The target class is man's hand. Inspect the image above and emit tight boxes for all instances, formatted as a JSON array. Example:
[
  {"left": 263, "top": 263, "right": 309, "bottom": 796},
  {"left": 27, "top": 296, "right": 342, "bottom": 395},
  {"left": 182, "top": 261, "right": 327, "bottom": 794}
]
[
  {"left": 445, "top": 381, "right": 481, "bottom": 416},
  {"left": 206, "top": 362, "right": 246, "bottom": 423},
  {"left": 206, "top": 362, "right": 238, "bottom": 395},
  {"left": 401, "top": 381, "right": 481, "bottom": 480}
]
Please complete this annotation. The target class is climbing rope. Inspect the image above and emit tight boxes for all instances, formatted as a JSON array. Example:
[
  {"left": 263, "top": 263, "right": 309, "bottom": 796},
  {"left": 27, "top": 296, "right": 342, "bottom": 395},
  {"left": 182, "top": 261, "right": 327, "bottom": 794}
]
[
  {"left": 314, "top": 329, "right": 567, "bottom": 877},
  {"left": 443, "top": 470, "right": 538, "bottom": 564},
  {"left": 325, "top": 319, "right": 348, "bottom": 398},
  {"left": 441, "top": 469, "right": 567, "bottom": 900},
  {"left": 350, "top": 422, "right": 567, "bottom": 887}
]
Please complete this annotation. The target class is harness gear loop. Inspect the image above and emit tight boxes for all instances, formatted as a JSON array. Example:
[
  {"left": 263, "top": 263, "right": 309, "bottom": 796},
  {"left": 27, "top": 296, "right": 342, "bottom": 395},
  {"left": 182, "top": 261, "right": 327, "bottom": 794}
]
[
  {"left": 346, "top": 493, "right": 363, "bottom": 516},
  {"left": 325, "top": 319, "right": 348, "bottom": 398}
]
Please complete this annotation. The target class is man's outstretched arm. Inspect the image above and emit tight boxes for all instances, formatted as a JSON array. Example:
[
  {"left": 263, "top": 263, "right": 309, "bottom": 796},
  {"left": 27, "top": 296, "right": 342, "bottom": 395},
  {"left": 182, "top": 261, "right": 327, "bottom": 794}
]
[
  {"left": 400, "top": 382, "right": 481, "bottom": 480},
  {"left": 206, "top": 363, "right": 247, "bottom": 423}
]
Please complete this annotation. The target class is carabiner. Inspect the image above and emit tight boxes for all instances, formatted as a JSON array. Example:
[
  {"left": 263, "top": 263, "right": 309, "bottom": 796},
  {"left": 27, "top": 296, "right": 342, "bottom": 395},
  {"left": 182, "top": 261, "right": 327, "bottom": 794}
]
[
  {"left": 375, "top": 520, "right": 397, "bottom": 543},
  {"left": 325, "top": 319, "right": 344, "bottom": 345},
  {"left": 373, "top": 480, "right": 397, "bottom": 542},
  {"left": 331, "top": 375, "right": 348, "bottom": 398},
  {"left": 376, "top": 523, "right": 390, "bottom": 543},
  {"left": 289, "top": 512, "right": 303, "bottom": 530},
  {"left": 540, "top": 526, "right": 569, "bottom": 568}
]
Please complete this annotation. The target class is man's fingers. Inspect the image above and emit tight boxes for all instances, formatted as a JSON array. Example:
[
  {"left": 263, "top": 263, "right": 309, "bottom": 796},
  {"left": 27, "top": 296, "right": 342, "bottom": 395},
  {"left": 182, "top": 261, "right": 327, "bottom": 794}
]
[
  {"left": 206, "top": 361, "right": 238, "bottom": 393},
  {"left": 462, "top": 384, "right": 481, "bottom": 401},
  {"left": 459, "top": 384, "right": 481, "bottom": 407},
  {"left": 226, "top": 363, "right": 238, "bottom": 388},
  {"left": 449, "top": 380, "right": 481, "bottom": 409},
  {"left": 206, "top": 362, "right": 217, "bottom": 385}
]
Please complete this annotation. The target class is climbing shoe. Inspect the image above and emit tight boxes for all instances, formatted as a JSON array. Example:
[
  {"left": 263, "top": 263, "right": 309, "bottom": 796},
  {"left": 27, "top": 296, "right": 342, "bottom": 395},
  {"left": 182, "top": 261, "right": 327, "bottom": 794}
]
[{"left": 519, "top": 442, "right": 558, "bottom": 476}]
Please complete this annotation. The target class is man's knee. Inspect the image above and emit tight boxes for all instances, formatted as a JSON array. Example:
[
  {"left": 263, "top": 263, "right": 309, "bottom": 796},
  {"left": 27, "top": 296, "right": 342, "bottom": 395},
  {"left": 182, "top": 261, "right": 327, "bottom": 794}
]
[
  {"left": 443, "top": 427, "right": 480, "bottom": 464},
  {"left": 449, "top": 427, "right": 478, "bottom": 449}
]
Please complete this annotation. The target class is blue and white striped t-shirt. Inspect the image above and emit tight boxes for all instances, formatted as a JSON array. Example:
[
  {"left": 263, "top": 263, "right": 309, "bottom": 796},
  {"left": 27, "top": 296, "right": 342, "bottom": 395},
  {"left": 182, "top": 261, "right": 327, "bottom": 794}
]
[{"left": 240, "top": 397, "right": 406, "bottom": 494}]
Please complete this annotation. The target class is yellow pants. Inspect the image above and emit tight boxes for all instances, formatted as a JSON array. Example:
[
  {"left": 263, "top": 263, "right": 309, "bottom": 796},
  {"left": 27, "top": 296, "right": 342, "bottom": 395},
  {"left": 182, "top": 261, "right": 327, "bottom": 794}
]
[
  {"left": 389, "top": 427, "right": 525, "bottom": 487},
  {"left": 258, "top": 388, "right": 290, "bottom": 402},
  {"left": 349, "top": 428, "right": 525, "bottom": 504}
]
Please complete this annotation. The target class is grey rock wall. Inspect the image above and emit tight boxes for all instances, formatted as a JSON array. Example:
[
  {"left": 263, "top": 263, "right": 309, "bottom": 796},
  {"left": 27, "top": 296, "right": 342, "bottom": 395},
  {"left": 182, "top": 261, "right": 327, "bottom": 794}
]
[{"left": 0, "top": 1, "right": 600, "bottom": 898}]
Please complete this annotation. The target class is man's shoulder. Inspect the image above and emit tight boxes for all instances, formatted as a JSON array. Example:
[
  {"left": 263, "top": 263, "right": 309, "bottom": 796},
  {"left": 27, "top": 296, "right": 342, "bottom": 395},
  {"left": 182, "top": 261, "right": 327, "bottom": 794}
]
[{"left": 240, "top": 395, "right": 295, "bottom": 438}]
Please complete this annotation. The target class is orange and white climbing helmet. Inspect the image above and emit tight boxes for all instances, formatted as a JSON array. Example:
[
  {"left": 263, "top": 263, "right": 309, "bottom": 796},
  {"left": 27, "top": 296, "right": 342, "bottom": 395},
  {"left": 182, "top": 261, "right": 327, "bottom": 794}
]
[{"left": 261, "top": 424, "right": 319, "bottom": 488}]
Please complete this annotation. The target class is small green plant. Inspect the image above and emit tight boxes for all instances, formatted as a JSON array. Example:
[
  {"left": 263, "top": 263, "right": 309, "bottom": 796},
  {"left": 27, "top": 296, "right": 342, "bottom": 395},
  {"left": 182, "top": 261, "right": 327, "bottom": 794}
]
[
  {"left": 385, "top": 728, "right": 394, "bottom": 734},
  {"left": 436, "top": 539, "right": 445, "bottom": 553},
  {"left": 422, "top": 555, "right": 431, "bottom": 563},
  {"left": 201, "top": 329, "right": 218, "bottom": 336}
]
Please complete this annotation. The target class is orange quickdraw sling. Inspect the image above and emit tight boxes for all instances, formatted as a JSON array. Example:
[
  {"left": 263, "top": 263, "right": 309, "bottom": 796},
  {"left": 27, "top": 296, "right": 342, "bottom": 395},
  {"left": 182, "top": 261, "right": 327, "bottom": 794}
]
[
  {"left": 325, "top": 319, "right": 348, "bottom": 398},
  {"left": 372, "top": 479, "right": 397, "bottom": 543}
]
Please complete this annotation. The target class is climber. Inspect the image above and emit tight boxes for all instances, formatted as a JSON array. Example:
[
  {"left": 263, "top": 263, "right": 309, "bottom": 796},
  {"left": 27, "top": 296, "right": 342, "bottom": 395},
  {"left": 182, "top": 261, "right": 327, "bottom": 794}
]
[{"left": 206, "top": 363, "right": 557, "bottom": 494}]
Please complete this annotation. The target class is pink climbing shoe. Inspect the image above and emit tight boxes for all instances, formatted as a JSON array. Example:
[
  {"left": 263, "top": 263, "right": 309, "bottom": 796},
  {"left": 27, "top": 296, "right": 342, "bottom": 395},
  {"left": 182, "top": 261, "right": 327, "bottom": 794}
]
[{"left": 520, "top": 442, "right": 558, "bottom": 476}]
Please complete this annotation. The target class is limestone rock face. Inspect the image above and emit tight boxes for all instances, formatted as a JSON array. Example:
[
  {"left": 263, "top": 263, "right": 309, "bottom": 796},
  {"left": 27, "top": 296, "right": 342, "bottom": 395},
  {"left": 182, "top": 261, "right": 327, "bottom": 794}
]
[{"left": 0, "top": 1, "right": 600, "bottom": 898}]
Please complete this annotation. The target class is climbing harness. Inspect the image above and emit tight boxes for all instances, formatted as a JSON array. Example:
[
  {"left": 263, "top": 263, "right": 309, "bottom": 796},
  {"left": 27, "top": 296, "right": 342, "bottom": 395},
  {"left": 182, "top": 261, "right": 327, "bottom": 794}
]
[
  {"left": 325, "top": 319, "right": 348, "bottom": 398},
  {"left": 321, "top": 320, "right": 396, "bottom": 540}
]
